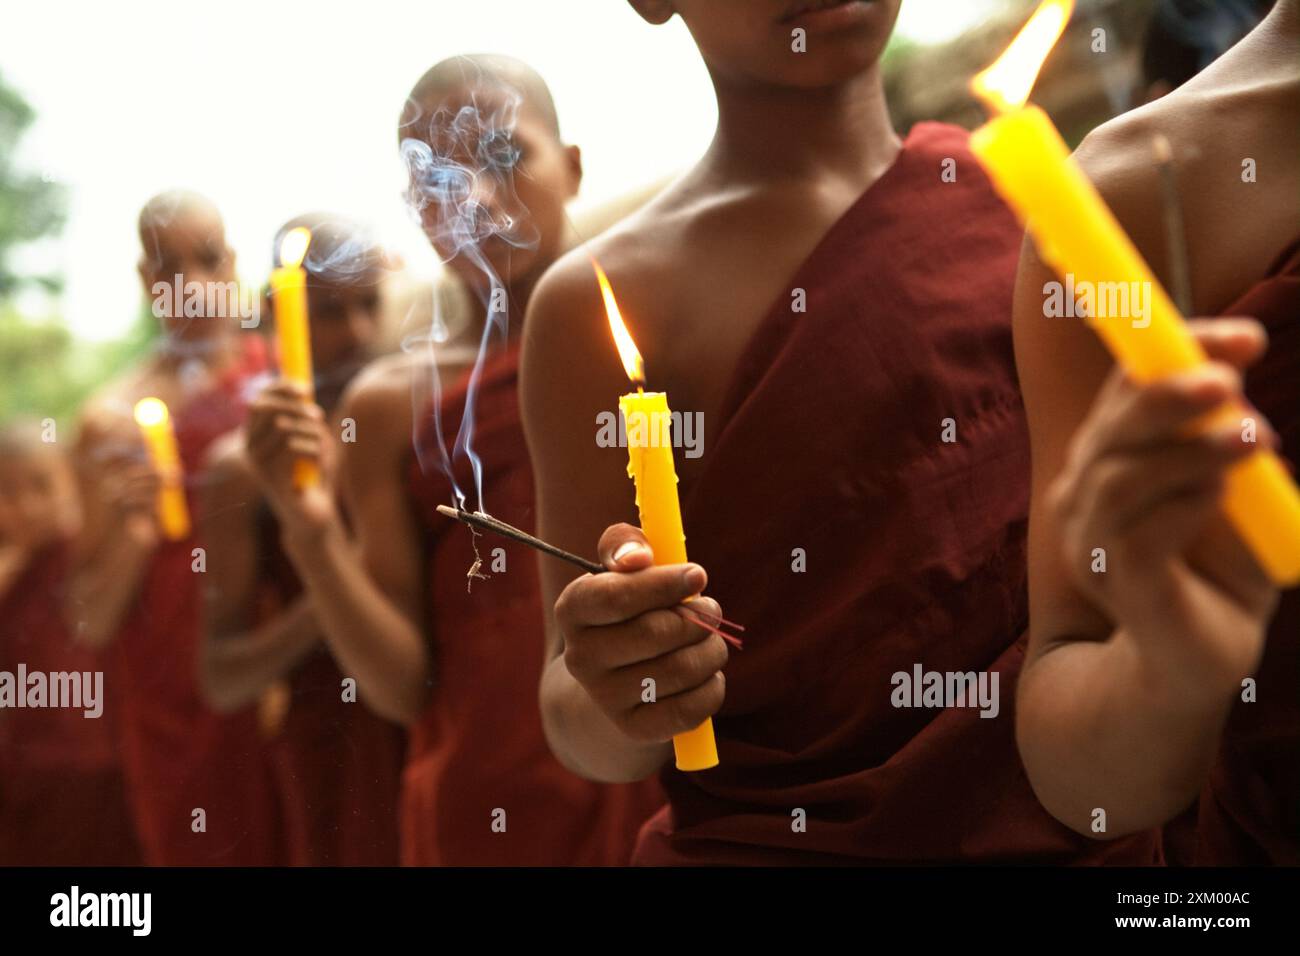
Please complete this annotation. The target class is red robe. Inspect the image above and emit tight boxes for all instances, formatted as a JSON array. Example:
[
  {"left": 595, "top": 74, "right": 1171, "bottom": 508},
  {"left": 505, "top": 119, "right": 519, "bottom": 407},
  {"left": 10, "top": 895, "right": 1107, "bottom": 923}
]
[
  {"left": 1186, "top": 238, "right": 1300, "bottom": 865},
  {"left": 632, "top": 123, "right": 1159, "bottom": 865},
  {"left": 252, "top": 504, "right": 406, "bottom": 866},
  {"left": 0, "top": 542, "right": 141, "bottom": 865},
  {"left": 404, "top": 343, "right": 664, "bottom": 865},
  {"left": 111, "top": 340, "right": 283, "bottom": 865}
]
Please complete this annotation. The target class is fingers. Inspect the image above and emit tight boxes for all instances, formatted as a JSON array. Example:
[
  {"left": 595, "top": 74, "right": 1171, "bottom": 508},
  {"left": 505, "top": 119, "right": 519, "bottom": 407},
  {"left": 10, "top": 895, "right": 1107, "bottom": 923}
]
[
  {"left": 1072, "top": 423, "right": 1264, "bottom": 534},
  {"left": 1081, "top": 318, "right": 1270, "bottom": 459},
  {"left": 569, "top": 601, "right": 722, "bottom": 676},
  {"left": 557, "top": 525, "right": 728, "bottom": 742},
  {"left": 246, "top": 381, "right": 327, "bottom": 486},
  {"left": 256, "top": 378, "right": 313, "bottom": 403},
  {"left": 1189, "top": 317, "right": 1268, "bottom": 370},
  {"left": 1054, "top": 322, "right": 1284, "bottom": 611},
  {"left": 618, "top": 630, "right": 729, "bottom": 700},
  {"left": 624, "top": 672, "right": 726, "bottom": 742},
  {"left": 597, "top": 522, "right": 655, "bottom": 571},
  {"left": 101, "top": 459, "right": 161, "bottom": 514},
  {"left": 1082, "top": 362, "right": 1243, "bottom": 458},
  {"left": 557, "top": 560, "right": 706, "bottom": 630}
]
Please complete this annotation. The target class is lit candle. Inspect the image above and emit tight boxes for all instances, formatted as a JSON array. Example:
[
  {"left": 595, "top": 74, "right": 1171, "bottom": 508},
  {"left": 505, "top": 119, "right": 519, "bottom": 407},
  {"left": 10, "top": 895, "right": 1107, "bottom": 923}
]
[
  {"left": 133, "top": 397, "right": 190, "bottom": 541},
  {"left": 269, "top": 226, "right": 319, "bottom": 490},
  {"left": 968, "top": 0, "right": 1300, "bottom": 585},
  {"left": 594, "top": 261, "right": 719, "bottom": 771}
]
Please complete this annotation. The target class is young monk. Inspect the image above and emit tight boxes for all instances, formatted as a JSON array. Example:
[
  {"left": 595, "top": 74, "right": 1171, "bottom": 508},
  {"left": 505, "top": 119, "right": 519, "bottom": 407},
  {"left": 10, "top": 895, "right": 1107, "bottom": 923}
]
[
  {"left": 246, "top": 55, "right": 663, "bottom": 865},
  {"left": 0, "top": 422, "right": 140, "bottom": 865},
  {"left": 199, "top": 214, "right": 404, "bottom": 866},
  {"left": 66, "top": 191, "right": 281, "bottom": 865},
  {"left": 1014, "top": 0, "right": 1300, "bottom": 864},
  {"left": 520, "top": 0, "right": 1156, "bottom": 864}
]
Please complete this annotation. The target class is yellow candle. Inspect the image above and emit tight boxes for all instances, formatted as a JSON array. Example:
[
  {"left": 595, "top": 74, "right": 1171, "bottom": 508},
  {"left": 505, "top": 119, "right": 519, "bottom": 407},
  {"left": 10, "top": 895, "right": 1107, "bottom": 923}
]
[
  {"left": 133, "top": 397, "right": 190, "bottom": 541},
  {"left": 968, "top": 0, "right": 1300, "bottom": 586},
  {"left": 596, "top": 262, "right": 719, "bottom": 771},
  {"left": 269, "top": 226, "right": 318, "bottom": 490}
]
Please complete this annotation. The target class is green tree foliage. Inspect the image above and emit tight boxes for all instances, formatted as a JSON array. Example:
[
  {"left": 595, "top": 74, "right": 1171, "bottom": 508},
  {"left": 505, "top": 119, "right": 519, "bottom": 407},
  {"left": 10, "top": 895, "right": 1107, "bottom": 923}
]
[
  {"left": 0, "top": 71, "right": 65, "bottom": 298},
  {"left": 0, "top": 72, "right": 157, "bottom": 423}
]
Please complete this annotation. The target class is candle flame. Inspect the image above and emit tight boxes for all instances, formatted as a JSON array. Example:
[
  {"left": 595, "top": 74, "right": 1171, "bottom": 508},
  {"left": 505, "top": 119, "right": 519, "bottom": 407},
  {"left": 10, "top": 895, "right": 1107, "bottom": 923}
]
[
  {"left": 972, "top": 0, "right": 1074, "bottom": 114},
  {"left": 592, "top": 259, "right": 645, "bottom": 386},
  {"left": 133, "top": 397, "right": 170, "bottom": 428},
  {"left": 279, "top": 227, "right": 312, "bottom": 269}
]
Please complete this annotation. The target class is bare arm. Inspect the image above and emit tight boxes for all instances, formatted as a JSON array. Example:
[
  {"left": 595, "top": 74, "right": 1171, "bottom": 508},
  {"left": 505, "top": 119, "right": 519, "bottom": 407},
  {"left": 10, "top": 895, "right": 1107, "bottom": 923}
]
[
  {"left": 63, "top": 411, "right": 159, "bottom": 649},
  {"left": 1013, "top": 128, "right": 1279, "bottom": 837},
  {"left": 197, "top": 434, "right": 321, "bottom": 713},
  {"left": 521, "top": 257, "right": 724, "bottom": 783},
  {"left": 246, "top": 377, "right": 432, "bottom": 725}
]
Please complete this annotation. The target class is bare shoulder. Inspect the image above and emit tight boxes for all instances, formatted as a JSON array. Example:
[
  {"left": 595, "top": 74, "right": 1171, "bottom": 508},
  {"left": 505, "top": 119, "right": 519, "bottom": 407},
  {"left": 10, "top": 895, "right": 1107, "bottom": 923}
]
[
  {"left": 1073, "top": 100, "right": 1176, "bottom": 274},
  {"left": 340, "top": 354, "right": 418, "bottom": 447},
  {"left": 336, "top": 352, "right": 450, "bottom": 479},
  {"left": 202, "top": 429, "right": 255, "bottom": 492},
  {"left": 1076, "top": 75, "right": 1300, "bottom": 313},
  {"left": 198, "top": 429, "right": 261, "bottom": 537},
  {"left": 524, "top": 177, "right": 704, "bottom": 375},
  {"left": 522, "top": 237, "right": 640, "bottom": 410}
]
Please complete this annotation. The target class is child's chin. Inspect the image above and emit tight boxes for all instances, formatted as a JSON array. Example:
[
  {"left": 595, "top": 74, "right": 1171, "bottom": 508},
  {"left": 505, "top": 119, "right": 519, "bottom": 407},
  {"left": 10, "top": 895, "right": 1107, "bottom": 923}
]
[
  {"left": 778, "top": 45, "right": 881, "bottom": 89},
  {"left": 449, "top": 247, "right": 537, "bottom": 286}
]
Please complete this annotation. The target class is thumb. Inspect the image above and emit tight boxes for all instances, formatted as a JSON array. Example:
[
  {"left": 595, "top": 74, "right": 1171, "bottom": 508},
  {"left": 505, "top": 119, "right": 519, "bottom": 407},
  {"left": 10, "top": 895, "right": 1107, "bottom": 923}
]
[
  {"left": 1189, "top": 317, "right": 1268, "bottom": 372},
  {"left": 597, "top": 522, "right": 655, "bottom": 572}
]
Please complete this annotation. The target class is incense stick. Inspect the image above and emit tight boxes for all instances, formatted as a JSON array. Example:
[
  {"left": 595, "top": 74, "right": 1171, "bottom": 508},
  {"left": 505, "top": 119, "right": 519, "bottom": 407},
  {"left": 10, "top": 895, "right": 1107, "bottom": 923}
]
[
  {"left": 436, "top": 505, "right": 604, "bottom": 574},
  {"left": 1153, "top": 134, "right": 1195, "bottom": 316},
  {"left": 435, "top": 504, "right": 745, "bottom": 648}
]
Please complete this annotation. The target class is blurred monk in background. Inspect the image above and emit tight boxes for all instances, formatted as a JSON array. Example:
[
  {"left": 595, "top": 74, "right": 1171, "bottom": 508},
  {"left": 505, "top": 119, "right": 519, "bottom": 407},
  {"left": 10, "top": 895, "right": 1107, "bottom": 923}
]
[
  {"left": 64, "top": 191, "right": 280, "bottom": 865},
  {"left": 0, "top": 420, "right": 140, "bottom": 865},
  {"left": 244, "top": 54, "right": 663, "bottom": 865},
  {"left": 199, "top": 214, "right": 404, "bottom": 866}
]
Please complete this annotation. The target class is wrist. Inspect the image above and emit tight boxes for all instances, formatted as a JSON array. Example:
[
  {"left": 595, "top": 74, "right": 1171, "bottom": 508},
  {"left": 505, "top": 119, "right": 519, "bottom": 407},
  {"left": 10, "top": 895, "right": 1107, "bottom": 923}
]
[
  {"left": 1116, "top": 626, "right": 1248, "bottom": 709},
  {"left": 280, "top": 507, "right": 346, "bottom": 564}
]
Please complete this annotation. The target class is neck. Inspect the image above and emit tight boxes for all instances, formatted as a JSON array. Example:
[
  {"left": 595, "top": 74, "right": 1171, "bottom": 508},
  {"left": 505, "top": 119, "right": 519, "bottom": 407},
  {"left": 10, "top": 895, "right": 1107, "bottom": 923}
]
[
  {"left": 704, "top": 63, "right": 900, "bottom": 184},
  {"left": 156, "top": 326, "right": 237, "bottom": 369},
  {"left": 461, "top": 263, "right": 548, "bottom": 341},
  {"left": 1260, "top": 0, "right": 1299, "bottom": 40}
]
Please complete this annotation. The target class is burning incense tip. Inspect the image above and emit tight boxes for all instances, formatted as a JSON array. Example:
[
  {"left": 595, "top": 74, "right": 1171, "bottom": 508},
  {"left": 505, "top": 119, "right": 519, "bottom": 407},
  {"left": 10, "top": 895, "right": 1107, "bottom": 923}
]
[{"left": 1152, "top": 133, "right": 1173, "bottom": 165}]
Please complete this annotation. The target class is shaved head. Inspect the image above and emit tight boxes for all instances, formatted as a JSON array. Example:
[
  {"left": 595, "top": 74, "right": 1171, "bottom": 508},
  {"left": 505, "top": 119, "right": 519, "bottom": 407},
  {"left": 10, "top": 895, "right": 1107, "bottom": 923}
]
[
  {"left": 273, "top": 211, "right": 387, "bottom": 284},
  {"left": 398, "top": 53, "right": 561, "bottom": 142},
  {"left": 138, "top": 189, "right": 224, "bottom": 246}
]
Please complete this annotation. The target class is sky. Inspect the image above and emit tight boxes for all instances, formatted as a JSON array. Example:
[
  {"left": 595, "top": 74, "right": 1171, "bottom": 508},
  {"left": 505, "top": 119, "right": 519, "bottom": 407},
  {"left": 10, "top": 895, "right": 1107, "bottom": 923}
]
[{"left": 0, "top": 0, "right": 1007, "bottom": 340}]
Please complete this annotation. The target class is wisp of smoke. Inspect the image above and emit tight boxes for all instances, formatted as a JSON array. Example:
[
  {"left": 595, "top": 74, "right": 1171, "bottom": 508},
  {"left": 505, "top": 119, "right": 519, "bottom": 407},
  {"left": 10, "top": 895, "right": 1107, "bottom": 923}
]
[{"left": 398, "top": 71, "right": 539, "bottom": 513}]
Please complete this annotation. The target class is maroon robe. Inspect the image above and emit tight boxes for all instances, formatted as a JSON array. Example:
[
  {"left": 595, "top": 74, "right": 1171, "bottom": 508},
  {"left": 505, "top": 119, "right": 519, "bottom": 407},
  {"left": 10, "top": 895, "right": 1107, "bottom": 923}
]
[
  {"left": 251, "top": 505, "right": 406, "bottom": 866},
  {"left": 404, "top": 343, "right": 664, "bottom": 865},
  {"left": 111, "top": 339, "right": 283, "bottom": 865},
  {"left": 0, "top": 542, "right": 141, "bottom": 865},
  {"left": 632, "top": 123, "right": 1160, "bottom": 865},
  {"left": 1186, "top": 238, "right": 1300, "bottom": 865}
]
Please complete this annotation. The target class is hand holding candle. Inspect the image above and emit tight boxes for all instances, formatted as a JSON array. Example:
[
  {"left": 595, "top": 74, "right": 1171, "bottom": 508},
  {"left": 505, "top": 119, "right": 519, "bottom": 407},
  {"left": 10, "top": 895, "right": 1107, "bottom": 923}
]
[
  {"left": 132, "top": 397, "right": 190, "bottom": 541},
  {"left": 594, "top": 261, "right": 720, "bottom": 771},
  {"left": 968, "top": 0, "right": 1300, "bottom": 585},
  {"left": 269, "top": 226, "right": 319, "bottom": 491}
]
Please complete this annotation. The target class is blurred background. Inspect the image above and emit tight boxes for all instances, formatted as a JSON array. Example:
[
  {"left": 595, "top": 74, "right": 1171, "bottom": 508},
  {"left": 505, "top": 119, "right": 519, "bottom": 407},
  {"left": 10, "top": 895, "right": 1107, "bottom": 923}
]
[{"left": 0, "top": 0, "right": 1269, "bottom": 421}]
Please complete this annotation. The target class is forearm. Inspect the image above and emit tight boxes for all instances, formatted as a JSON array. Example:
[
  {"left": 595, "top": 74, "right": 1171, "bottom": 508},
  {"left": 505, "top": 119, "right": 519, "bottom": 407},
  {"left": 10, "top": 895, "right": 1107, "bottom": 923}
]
[
  {"left": 64, "top": 534, "right": 155, "bottom": 648},
  {"left": 1017, "top": 629, "right": 1234, "bottom": 838},
  {"left": 201, "top": 598, "right": 321, "bottom": 712},
  {"left": 283, "top": 520, "right": 431, "bottom": 725},
  {"left": 540, "top": 654, "right": 671, "bottom": 783}
]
